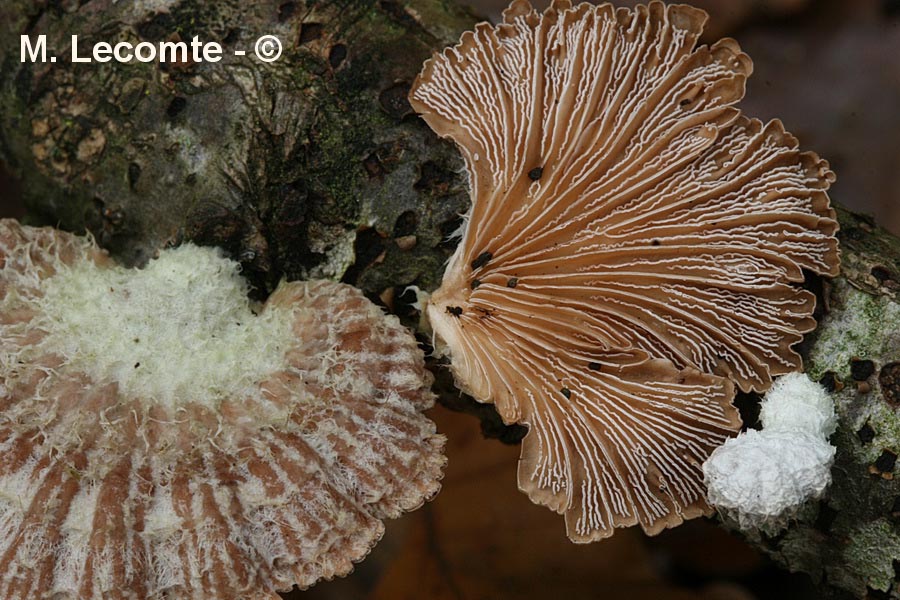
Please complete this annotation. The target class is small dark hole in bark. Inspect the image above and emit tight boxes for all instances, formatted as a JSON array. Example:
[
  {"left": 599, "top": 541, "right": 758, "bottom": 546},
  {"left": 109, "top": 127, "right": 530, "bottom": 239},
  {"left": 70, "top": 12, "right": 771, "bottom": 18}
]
[
  {"left": 857, "top": 422, "right": 876, "bottom": 444},
  {"left": 872, "top": 265, "right": 894, "bottom": 283},
  {"left": 506, "top": 277, "right": 518, "bottom": 288},
  {"left": 136, "top": 12, "right": 175, "bottom": 42},
  {"left": 393, "top": 210, "right": 418, "bottom": 237},
  {"left": 277, "top": 1, "right": 297, "bottom": 22},
  {"left": 378, "top": 82, "right": 413, "bottom": 120},
  {"left": 851, "top": 358, "right": 876, "bottom": 381},
  {"left": 875, "top": 449, "right": 897, "bottom": 473},
  {"left": 222, "top": 28, "right": 239, "bottom": 45},
  {"left": 528, "top": 166, "right": 543, "bottom": 180},
  {"left": 588, "top": 362, "right": 602, "bottom": 371},
  {"left": 470, "top": 279, "right": 481, "bottom": 290},
  {"left": 299, "top": 23, "right": 323, "bottom": 44},
  {"left": 127, "top": 162, "right": 141, "bottom": 190},
  {"left": 328, "top": 44, "right": 347, "bottom": 68},
  {"left": 414, "top": 160, "right": 455, "bottom": 195},
  {"left": 560, "top": 388, "right": 571, "bottom": 399},
  {"left": 446, "top": 306, "right": 463, "bottom": 317},
  {"left": 167, "top": 96, "right": 187, "bottom": 119},
  {"left": 880, "top": 362, "right": 900, "bottom": 406},
  {"left": 819, "top": 371, "right": 840, "bottom": 392},
  {"left": 362, "top": 153, "right": 385, "bottom": 179}
]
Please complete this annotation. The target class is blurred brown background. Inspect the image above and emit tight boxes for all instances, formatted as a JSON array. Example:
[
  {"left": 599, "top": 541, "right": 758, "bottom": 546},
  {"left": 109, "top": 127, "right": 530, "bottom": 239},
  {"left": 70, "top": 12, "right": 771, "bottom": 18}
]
[
  {"left": 291, "top": 406, "right": 818, "bottom": 600},
  {"left": 0, "top": 1, "right": 897, "bottom": 599}
]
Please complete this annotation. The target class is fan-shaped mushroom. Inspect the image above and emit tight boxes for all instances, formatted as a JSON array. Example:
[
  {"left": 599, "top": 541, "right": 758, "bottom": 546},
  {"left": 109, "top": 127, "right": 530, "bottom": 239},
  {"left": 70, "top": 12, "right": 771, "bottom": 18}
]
[
  {"left": 0, "top": 220, "right": 445, "bottom": 598},
  {"left": 409, "top": 0, "right": 839, "bottom": 541}
]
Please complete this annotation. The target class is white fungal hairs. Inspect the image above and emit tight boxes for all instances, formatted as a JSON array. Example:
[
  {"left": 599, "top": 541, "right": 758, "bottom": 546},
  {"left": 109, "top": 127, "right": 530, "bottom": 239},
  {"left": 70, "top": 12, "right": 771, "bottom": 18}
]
[
  {"left": 410, "top": 0, "right": 839, "bottom": 542},
  {"left": 0, "top": 220, "right": 446, "bottom": 599},
  {"left": 703, "top": 373, "right": 837, "bottom": 531},
  {"left": 32, "top": 245, "right": 293, "bottom": 409}
]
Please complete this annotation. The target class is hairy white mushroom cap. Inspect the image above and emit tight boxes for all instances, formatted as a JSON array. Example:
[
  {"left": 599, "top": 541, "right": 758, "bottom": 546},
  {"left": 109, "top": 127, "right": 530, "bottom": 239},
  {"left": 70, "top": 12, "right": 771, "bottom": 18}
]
[
  {"left": 0, "top": 220, "right": 445, "bottom": 599},
  {"left": 410, "top": 0, "right": 839, "bottom": 541},
  {"left": 34, "top": 244, "right": 293, "bottom": 408},
  {"left": 703, "top": 373, "right": 837, "bottom": 531}
]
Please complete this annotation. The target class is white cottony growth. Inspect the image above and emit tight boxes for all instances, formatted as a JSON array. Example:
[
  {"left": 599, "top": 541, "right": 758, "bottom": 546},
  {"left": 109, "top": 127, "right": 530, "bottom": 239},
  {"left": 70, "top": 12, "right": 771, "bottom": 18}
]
[
  {"left": 760, "top": 372, "right": 837, "bottom": 435},
  {"left": 703, "top": 373, "right": 837, "bottom": 531},
  {"left": 32, "top": 244, "right": 294, "bottom": 409},
  {"left": 703, "top": 430, "right": 834, "bottom": 526}
]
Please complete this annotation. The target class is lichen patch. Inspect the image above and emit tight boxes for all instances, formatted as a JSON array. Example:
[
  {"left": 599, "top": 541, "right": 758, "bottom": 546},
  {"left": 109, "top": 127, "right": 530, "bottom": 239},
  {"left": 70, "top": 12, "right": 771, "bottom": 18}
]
[
  {"left": 807, "top": 279, "right": 900, "bottom": 463},
  {"left": 808, "top": 280, "right": 900, "bottom": 383}
]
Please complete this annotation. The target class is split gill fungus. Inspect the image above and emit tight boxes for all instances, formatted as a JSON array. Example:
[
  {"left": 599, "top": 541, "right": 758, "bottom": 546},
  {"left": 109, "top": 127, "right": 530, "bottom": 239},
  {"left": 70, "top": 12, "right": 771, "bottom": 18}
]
[
  {"left": 0, "top": 220, "right": 445, "bottom": 599},
  {"left": 409, "top": 0, "right": 840, "bottom": 542}
]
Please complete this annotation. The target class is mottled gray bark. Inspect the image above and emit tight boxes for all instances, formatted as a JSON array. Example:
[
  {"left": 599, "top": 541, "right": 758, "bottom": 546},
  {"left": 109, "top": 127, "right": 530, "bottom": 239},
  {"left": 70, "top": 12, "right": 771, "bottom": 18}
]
[
  {"left": 749, "top": 206, "right": 900, "bottom": 600},
  {"left": 0, "top": 0, "right": 475, "bottom": 298},
  {"left": 3, "top": 1, "right": 900, "bottom": 598}
]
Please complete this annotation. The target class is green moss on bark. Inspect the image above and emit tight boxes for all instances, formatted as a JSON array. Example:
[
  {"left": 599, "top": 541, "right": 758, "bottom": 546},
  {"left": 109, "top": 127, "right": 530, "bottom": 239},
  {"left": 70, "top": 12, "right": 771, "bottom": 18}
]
[
  {"left": 742, "top": 208, "right": 900, "bottom": 599},
  {"left": 0, "top": 0, "right": 476, "bottom": 300}
]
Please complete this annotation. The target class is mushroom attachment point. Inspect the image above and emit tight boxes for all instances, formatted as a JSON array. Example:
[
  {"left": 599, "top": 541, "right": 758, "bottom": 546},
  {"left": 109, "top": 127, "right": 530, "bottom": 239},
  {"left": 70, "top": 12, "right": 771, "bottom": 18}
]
[
  {"left": 409, "top": 0, "right": 839, "bottom": 541},
  {"left": 0, "top": 220, "right": 445, "bottom": 599}
]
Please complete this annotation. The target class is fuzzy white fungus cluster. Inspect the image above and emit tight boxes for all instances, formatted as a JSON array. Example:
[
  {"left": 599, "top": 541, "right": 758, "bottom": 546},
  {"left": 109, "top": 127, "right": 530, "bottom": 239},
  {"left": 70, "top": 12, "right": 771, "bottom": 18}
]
[
  {"left": 33, "top": 245, "right": 294, "bottom": 408},
  {"left": 703, "top": 373, "right": 837, "bottom": 531},
  {"left": 0, "top": 221, "right": 447, "bottom": 598}
]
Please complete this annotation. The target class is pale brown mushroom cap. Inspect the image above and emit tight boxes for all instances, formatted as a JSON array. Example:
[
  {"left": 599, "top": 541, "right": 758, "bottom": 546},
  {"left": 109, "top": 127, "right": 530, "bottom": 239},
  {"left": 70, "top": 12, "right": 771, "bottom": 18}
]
[
  {"left": 410, "top": 0, "right": 838, "bottom": 541},
  {"left": 0, "top": 220, "right": 445, "bottom": 598}
]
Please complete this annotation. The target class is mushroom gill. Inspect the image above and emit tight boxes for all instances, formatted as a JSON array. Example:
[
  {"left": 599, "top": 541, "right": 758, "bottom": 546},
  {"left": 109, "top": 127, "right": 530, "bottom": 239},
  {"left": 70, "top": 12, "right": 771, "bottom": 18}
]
[
  {"left": 409, "top": 0, "right": 839, "bottom": 541},
  {"left": 0, "top": 220, "right": 445, "bottom": 598}
]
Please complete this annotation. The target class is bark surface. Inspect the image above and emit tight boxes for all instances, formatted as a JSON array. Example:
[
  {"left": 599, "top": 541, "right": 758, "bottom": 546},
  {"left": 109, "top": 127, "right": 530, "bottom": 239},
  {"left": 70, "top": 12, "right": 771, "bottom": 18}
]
[{"left": 0, "top": 0, "right": 475, "bottom": 299}]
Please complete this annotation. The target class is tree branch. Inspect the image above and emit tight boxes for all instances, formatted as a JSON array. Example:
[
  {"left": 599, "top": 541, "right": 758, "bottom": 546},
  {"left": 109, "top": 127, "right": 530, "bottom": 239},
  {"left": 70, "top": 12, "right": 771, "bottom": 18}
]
[{"left": 3, "top": 2, "right": 900, "bottom": 597}]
